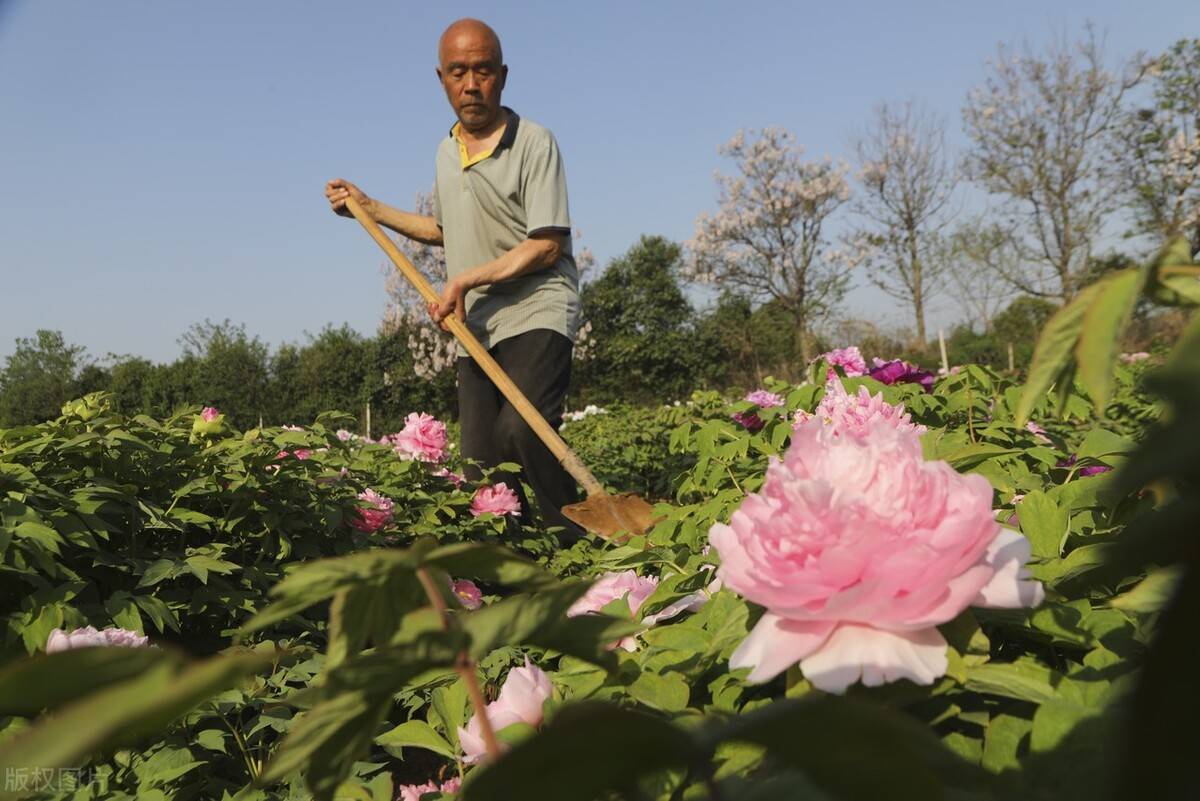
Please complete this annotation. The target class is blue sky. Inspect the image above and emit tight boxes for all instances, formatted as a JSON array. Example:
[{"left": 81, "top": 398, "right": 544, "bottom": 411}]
[{"left": 1, "top": 1, "right": 1196, "bottom": 363}]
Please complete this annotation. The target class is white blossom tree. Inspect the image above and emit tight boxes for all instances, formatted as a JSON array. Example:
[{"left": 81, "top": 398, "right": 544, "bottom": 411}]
[
  {"left": 1110, "top": 38, "right": 1200, "bottom": 256},
  {"left": 851, "top": 101, "right": 956, "bottom": 345},
  {"left": 962, "top": 27, "right": 1143, "bottom": 301},
  {"left": 686, "top": 128, "right": 865, "bottom": 363}
]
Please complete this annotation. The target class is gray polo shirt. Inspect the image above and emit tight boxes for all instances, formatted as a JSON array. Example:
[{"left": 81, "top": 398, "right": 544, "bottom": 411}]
[{"left": 433, "top": 109, "right": 581, "bottom": 354}]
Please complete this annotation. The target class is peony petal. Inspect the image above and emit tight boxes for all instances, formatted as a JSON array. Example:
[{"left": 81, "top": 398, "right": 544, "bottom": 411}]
[
  {"left": 729, "top": 613, "right": 837, "bottom": 683},
  {"left": 799, "top": 624, "right": 948, "bottom": 694},
  {"left": 973, "top": 529, "right": 1045, "bottom": 608}
]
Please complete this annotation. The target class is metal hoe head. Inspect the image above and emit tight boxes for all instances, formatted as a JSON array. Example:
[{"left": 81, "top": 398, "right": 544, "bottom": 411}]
[{"left": 562, "top": 492, "right": 662, "bottom": 541}]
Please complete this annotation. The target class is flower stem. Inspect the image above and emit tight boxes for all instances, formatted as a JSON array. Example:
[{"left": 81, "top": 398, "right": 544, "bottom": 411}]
[{"left": 415, "top": 566, "right": 502, "bottom": 761}]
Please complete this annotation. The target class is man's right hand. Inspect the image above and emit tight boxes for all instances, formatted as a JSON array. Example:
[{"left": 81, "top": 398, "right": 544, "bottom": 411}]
[{"left": 325, "top": 178, "right": 374, "bottom": 219}]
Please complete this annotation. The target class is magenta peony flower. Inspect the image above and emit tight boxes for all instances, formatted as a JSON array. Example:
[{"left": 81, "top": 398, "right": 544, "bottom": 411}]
[
  {"left": 352, "top": 488, "right": 395, "bottom": 533},
  {"left": 793, "top": 380, "right": 926, "bottom": 438},
  {"left": 869, "top": 358, "right": 936, "bottom": 392},
  {"left": 201, "top": 407, "right": 220, "bottom": 422},
  {"left": 391, "top": 412, "right": 448, "bottom": 463},
  {"left": 458, "top": 658, "right": 552, "bottom": 764},
  {"left": 744, "top": 389, "right": 785, "bottom": 409},
  {"left": 451, "top": 579, "right": 484, "bottom": 610},
  {"left": 709, "top": 419, "right": 1044, "bottom": 693},
  {"left": 1078, "top": 464, "right": 1113, "bottom": 477},
  {"left": 46, "top": 625, "right": 151, "bottom": 653},
  {"left": 732, "top": 410, "right": 765, "bottom": 432},
  {"left": 470, "top": 483, "right": 522, "bottom": 518},
  {"left": 818, "top": 346, "right": 868, "bottom": 377},
  {"left": 397, "top": 777, "right": 461, "bottom": 801}
]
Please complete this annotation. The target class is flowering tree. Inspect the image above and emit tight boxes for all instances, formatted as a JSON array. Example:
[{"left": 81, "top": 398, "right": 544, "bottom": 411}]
[
  {"left": 851, "top": 101, "right": 956, "bottom": 345},
  {"left": 379, "top": 191, "right": 457, "bottom": 381},
  {"left": 962, "top": 27, "right": 1142, "bottom": 301},
  {"left": 686, "top": 128, "right": 865, "bottom": 363},
  {"left": 1110, "top": 38, "right": 1200, "bottom": 257}
]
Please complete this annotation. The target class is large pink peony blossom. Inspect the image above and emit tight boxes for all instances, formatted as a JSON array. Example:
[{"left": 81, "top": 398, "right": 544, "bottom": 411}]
[
  {"left": 390, "top": 412, "right": 448, "bottom": 463},
  {"left": 709, "top": 419, "right": 1043, "bottom": 693},
  {"left": 744, "top": 389, "right": 784, "bottom": 409},
  {"left": 470, "top": 483, "right": 521, "bottom": 518},
  {"left": 352, "top": 488, "right": 395, "bottom": 533},
  {"left": 458, "top": 659, "right": 552, "bottom": 764},
  {"left": 818, "top": 346, "right": 868, "bottom": 377},
  {"left": 201, "top": 407, "right": 221, "bottom": 423},
  {"left": 46, "top": 626, "right": 151, "bottom": 653},
  {"left": 793, "top": 380, "right": 926, "bottom": 438}
]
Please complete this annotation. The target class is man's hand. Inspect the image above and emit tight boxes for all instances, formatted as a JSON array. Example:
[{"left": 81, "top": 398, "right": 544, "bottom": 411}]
[
  {"left": 325, "top": 178, "right": 375, "bottom": 219},
  {"left": 429, "top": 278, "right": 468, "bottom": 331}
]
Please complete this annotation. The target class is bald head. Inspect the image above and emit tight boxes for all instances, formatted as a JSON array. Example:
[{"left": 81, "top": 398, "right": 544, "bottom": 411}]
[
  {"left": 438, "top": 18, "right": 503, "bottom": 67},
  {"left": 436, "top": 18, "right": 508, "bottom": 133}
]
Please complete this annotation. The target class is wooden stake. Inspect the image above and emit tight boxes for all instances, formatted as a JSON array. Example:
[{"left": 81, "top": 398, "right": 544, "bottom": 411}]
[
  {"left": 1008, "top": 342, "right": 1015, "bottom": 373},
  {"left": 938, "top": 329, "right": 949, "bottom": 374},
  {"left": 365, "top": 401, "right": 371, "bottom": 440}
]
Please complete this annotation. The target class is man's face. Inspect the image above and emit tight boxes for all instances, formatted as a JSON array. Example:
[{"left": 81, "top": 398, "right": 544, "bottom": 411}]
[{"left": 437, "top": 30, "right": 506, "bottom": 132}]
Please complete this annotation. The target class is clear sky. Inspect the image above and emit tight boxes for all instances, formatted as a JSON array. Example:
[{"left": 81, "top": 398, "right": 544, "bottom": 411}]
[{"left": 1, "top": 1, "right": 1196, "bottom": 363}]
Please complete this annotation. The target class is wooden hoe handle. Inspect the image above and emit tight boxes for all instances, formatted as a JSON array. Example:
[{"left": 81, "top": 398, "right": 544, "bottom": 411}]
[{"left": 344, "top": 196, "right": 607, "bottom": 498}]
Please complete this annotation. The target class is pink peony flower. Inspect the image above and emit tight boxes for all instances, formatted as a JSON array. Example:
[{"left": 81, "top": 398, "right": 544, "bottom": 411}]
[
  {"left": 397, "top": 777, "right": 461, "bottom": 801},
  {"left": 470, "top": 483, "right": 521, "bottom": 518},
  {"left": 391, "top": 412, "right": 448, "bottom": 463},
  {"left": 1120, "top": 351, "right": 1150, "bottom": 363},
  {"left": 451, "top": 579, "right": 484, "bottom": 610},
  {"left": 433, "top": 467, "right": 466, "bottom": 488},
  {"left": 201, "top": 407, "right": 220, "bottom": 422},
  {"left": 567, "top": 570, "right": 709, "bottom": 651},
  {"left": 709, "top": 419, "right": 1044, "bottom": 693},
  {"left": 1025, "top": 421, "right": 1052, "bottom": 444},
  {"left": 818, "top": 346, "right": 868, "bottom": 377},
  {"left": 869, "top": 358, "right": 936, "bottom": 392},
  {"left": 46, "top": 625, "right": 151, "bottom": 653},
  {"left": 335, "top": 429, "right": 357, "bottom": 442},
  {"left": 732, "top": 410, "right": 764, "bottom": 432},
  {"left": 458, "top": 659, "right": 552, "bottom": 764},
  {"left": 744, "top": 389, "right": 784, "bottom": 409},
  {"left": 352, "top": 488, "right": 395, "bottom": 533},
  {"left": 793, "top": 380, "right": 926, "bottom": 438}
]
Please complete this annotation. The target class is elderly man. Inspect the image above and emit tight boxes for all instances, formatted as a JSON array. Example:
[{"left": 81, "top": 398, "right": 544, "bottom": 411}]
[{"left": 325, "top": 18, "right": 584, "bottom": 541}]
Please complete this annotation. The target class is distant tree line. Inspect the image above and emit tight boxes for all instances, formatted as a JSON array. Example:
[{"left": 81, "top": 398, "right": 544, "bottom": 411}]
[{"left": 4, "top": 32, "right": 1194, "bottom": 429}]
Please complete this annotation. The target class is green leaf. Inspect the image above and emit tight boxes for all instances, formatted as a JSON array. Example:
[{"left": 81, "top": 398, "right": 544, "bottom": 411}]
[
  {"left": 705, "top": 697, "right": 991, "bottom": 801},
  {"left": 137, "top": 559, "right": 184, "bottom": 589},
  {"left": 629, "top": 671, "right": 690, "bottom": 712},
  {"left": 981, "top": 713, "right": 1032, "bottom": 773},
  {"left": 0, "top": 648, "right": 271, "bottom": 775},
  {"left": 375, "top": 719, "right": 456, "bottom": 759},
  {"left": 456, "top": 583, "right": 639, "bottom": 668},
  {"left": 1016, "top": 491, "right": 1068, "bottom": 559},
  {"left": 423, "top": 542, "right": 558, "bottom": 590},
  {"left": 0, "top": 646, "right": 167, "bottom": 716},
  {"left": 459, "top": 703, "right": 697, "bottom": 801},
  {"left": 1016, "top": 281, "right": 1104, "bottom": 425},
  {"left": 1076, "top": 269, "right": 1147, "bottom": 415},
  {"left": 964, "top": 661, "right": 1060, "bottom": 704},
  {"left": 1110, "top": 566, "right": 1185, "bottom": 614}
]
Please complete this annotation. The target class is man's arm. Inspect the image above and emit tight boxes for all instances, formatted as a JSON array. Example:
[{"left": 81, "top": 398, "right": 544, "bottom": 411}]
[
  {"left": 430, "top": 230, "right": 567, "bottom": 324},
  {"left": 325, "top": 178, "right": 443, "bottom": 246}
]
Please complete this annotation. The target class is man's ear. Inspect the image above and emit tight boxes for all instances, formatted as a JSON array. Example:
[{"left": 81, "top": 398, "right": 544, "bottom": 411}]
[
  {"left": 435, "top": 66, "right": 443, "bottom": 84},
  {"left": 499, "top": 64, "right": 508, "bottom": 91}
]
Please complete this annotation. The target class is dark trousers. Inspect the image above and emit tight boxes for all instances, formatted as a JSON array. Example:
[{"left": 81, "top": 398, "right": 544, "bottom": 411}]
[{"left": 457, "top": 329, "right": 584, "bottom": 540}]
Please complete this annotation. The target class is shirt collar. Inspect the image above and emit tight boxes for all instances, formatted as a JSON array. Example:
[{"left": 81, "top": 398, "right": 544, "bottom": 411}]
[{"left": 449, "top": 107, "right": 520, "bottom": 151}]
